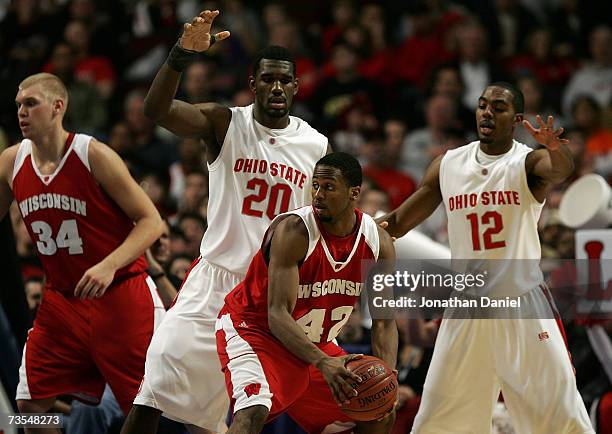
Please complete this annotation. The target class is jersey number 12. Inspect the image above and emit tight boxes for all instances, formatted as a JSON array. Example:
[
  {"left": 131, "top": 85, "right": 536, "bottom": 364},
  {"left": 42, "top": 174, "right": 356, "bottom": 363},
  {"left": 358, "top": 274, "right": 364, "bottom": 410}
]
[{"left": 466, "top": 211, "right": 505, "bottom": 250}]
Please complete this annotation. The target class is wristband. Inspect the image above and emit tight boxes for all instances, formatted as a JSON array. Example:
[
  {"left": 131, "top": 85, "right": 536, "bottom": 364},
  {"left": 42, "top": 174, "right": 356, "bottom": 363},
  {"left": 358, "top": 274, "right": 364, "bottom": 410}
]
[
  {"left": 167, "top": 42, "right": 199, "bottom": 72},
  {"left": 150, "top": 271, "right": 165, "bottom": 280}
]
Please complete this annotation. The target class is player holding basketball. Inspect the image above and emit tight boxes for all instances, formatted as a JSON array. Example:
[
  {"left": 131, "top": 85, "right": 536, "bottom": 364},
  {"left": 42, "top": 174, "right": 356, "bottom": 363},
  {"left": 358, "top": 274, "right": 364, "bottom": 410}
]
[
  {"left": 379, "top": 82, "right": 594, "bottom": 433},
  {"left": 121, "top": 10, "right": 330, "bottom": 434},
  {"left": 0, "top": 72, "right": 165, "bottom": 432},
  {"left": 216, "top": 152, "right": 397, "bottom": 433}
]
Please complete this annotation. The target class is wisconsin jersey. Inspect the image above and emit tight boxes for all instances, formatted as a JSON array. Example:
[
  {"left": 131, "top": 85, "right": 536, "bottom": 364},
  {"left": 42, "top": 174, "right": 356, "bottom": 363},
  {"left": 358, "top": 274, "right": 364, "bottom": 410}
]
[
  {"left": 11, "top": 133, "right": 147, "bottom": 294},
  {"left": 439, "top": 140, "right": 544, "bottom": 296},
  {"left": 202, "top": 105, "right": 328, "bottom": 276},
  {"left": 223, "top": 206, "right": 380, "bottom": 348}
]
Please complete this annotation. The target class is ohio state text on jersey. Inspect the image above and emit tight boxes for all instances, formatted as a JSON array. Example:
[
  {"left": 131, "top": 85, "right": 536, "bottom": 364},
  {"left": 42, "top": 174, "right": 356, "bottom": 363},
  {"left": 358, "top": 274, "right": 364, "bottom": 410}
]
[{"left": 202, "top": 105, "right": 328, "bottom": 276}]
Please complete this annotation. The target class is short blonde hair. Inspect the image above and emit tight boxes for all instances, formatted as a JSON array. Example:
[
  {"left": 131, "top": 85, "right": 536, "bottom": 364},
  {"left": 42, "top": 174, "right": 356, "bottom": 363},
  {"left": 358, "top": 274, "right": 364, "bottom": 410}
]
[{"left": 19, "top": 73, "right": 69, "bottom": 109}]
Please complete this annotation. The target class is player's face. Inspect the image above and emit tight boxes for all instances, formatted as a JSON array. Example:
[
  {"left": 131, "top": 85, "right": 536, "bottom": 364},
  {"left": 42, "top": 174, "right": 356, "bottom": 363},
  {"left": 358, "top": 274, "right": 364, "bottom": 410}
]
[
  {"left": 15, "top": 84, "right": 57, "bottom": 140},
  {"left": 311, "top": 165, "right": 359, "bottom": 223},
  {"left": 250, "top": 59, "right": 298, "bottom": 119},
  {"left": 476, "top": 86, "right": 522, "bottom": 146}
]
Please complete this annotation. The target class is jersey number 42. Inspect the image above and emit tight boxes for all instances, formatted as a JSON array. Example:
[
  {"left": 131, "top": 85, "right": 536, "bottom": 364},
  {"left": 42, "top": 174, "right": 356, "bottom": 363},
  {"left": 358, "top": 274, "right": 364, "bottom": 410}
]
[{"left": 296, "top": 306, "right": 354, "bottom": 343}]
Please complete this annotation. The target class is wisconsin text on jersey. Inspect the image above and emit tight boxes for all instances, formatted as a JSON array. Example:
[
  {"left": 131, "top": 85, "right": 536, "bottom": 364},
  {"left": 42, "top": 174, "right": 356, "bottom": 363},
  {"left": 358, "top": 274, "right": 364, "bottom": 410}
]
[
  {"left": 448, "top": 190, "right": 521, "bottom": 211},
  {"left": 297, "top": 279, "right": 363, "bottom": 299},
  {"left": 233, "top": 158, "right": 308, "bottom": 188},
  {"left": 19, "top": 194, "right": 87, "bottom": 218}
]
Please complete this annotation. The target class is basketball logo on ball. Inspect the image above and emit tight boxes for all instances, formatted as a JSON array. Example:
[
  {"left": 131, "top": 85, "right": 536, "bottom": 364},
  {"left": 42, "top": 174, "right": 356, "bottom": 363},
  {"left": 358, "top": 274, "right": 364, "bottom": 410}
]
[{"left": 341, "top": 355, "right": 398, "bottom": 421}]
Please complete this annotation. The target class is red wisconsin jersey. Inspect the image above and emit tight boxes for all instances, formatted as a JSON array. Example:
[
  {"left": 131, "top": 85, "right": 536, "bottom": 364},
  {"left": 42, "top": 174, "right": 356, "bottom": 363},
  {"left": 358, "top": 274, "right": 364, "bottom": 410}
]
[
  {"left": 11, "top": 133, "right": 147, "bottom": 294},
  {"left": 224, "top": 206, "right": 380, "bottom": 348}
]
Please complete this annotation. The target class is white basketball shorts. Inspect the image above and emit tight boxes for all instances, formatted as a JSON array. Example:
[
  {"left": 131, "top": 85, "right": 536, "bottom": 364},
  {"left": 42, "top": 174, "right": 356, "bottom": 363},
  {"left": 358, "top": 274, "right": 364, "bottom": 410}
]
[
  {"left": 411, "top": 285, "right": 595, "bottom": 434},
  {"left": 134, "top": 258, "right": 242, "bottom": 432}
]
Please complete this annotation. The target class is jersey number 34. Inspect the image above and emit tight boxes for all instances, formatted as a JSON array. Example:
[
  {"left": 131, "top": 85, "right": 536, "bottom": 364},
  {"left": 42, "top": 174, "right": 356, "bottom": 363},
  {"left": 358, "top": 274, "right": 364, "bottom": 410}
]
[{"left": 31, "top": 219, "right": 83, "bottom": 255}]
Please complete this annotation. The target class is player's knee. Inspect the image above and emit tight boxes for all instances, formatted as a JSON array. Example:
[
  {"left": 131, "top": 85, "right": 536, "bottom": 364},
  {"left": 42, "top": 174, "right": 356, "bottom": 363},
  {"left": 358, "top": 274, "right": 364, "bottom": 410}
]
[
  {"left": 17, "top": 397, "right": 55, "bottom": 414},
  {"left": 229, "top": 405, "right": 269, "bottom": 433}
]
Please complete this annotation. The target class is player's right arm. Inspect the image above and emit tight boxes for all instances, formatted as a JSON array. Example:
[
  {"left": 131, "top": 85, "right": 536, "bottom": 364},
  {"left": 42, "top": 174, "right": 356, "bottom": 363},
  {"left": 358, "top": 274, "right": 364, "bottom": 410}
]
[
  {"left": 0, "top": 146, "right": 17, "bottom": 221},
  {"left": 267, "top": 216, "right": 362, "bottom": 405},
  {"left": 143, "top": 10, "right": 231, "bottom": 161},
  {"left": 376, "top": 155, "right": 443, "bottom": 238}
]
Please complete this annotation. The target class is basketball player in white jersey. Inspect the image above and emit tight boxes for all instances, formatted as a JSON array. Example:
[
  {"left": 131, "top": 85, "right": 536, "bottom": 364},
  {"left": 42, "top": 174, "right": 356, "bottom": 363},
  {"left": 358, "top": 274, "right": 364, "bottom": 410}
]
[
  {"left": 121, "top": 10, "right": 330, "bottom": 434},
  {"left": 379, "top": 82, "right": 594, "bottom": 433}
]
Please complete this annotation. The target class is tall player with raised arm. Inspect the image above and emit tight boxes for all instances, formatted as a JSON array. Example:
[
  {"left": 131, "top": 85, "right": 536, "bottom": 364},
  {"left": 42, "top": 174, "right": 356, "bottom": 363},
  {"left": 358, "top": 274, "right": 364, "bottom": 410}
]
[
  {"left": 0, "top": 72, "right": 164, "bottom": 434},
  {"left": 121, "top": 10, "right": 330, "bottom": 434},
  {"left": 379, "top": 82, "right": 594, "bottom": 433}
]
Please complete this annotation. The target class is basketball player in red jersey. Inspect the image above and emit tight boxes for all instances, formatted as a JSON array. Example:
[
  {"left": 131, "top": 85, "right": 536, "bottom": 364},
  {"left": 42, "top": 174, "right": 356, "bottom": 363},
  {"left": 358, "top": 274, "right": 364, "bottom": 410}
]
[
  {"left": 216, "top": 153, "right": 397, "bottom": 434},
  {"left": 379, "top": 82, "right": 593, "bottom": 433},
  {"left": 0, "top": 72, "right": 165, "bottom": 432},
  {"left": 122, "top": 10, "right": 331, "bottom": 434}
]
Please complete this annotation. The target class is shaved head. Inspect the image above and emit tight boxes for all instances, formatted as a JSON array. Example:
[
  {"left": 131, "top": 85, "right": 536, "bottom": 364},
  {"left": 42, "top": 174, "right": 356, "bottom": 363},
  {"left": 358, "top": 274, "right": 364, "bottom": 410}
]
[{"left": 19, "top": 73, "right": 69, "bottom": 109}]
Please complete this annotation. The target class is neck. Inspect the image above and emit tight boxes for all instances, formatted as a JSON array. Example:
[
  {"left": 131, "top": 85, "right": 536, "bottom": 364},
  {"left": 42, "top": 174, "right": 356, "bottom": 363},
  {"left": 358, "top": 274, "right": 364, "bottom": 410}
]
[
  {"left": 253, "top": 105, "right": 290, "bottom": 129},
  {"left": 31, "top": 127, "right": 70, "bottom": 162},
  {"left": 479, "top": 138, "right": 513, "bottom": 155},
  {"left": 321, "top": 208, "right": 357, "bottom": 237}
]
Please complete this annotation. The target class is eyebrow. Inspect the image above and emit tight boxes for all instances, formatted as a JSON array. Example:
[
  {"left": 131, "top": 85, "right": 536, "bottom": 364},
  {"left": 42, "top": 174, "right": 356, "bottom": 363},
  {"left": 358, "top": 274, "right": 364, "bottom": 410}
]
[{"left": 478, "top": 97, "right": 509, "bottom": 105}]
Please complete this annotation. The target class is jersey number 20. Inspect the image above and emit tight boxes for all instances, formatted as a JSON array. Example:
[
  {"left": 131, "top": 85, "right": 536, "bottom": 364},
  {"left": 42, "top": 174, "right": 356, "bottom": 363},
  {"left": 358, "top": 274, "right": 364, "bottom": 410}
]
[
  {"left": 242, "top": 178, "right": 292, "bottom": 220},
  {"left": 31, "top": 219, "right": 83, "bottom": 255}
]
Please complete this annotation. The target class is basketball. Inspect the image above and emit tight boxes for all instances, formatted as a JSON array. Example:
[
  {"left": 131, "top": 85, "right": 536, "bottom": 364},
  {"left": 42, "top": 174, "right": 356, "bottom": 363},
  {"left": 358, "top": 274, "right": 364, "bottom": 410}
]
[{"left": 341, "top": 356, "right": 398, "bottom": 422}]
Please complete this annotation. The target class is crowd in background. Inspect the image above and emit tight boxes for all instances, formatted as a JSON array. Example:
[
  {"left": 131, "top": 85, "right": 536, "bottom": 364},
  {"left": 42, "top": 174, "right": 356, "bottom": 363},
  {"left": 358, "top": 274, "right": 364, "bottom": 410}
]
[{"left": 0, "top": 0, "right": 611, "bottom": 433}]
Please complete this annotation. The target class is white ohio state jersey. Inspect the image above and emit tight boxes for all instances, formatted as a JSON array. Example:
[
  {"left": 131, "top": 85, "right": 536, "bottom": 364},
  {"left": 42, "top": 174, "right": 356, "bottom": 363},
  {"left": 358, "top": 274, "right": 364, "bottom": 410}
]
[
  {"left": 201, "top": 104, "right": 328, "bottom": 276},
  {"left": 440, "top": 140, "right": 544, "bottom": 296}
]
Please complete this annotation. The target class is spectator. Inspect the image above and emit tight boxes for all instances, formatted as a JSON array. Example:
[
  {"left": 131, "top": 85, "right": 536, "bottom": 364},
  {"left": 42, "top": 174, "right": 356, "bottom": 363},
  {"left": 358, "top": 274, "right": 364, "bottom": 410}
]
[{"left": 562, "top": 25, "right": 612, "bottom": 117}]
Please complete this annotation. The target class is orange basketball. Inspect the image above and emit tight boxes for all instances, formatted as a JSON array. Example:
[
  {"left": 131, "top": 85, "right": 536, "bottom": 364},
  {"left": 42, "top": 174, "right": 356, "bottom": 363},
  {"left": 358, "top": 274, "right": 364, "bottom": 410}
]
[{"left": 341, "top": 356, "right": 398, "bottom": 422}]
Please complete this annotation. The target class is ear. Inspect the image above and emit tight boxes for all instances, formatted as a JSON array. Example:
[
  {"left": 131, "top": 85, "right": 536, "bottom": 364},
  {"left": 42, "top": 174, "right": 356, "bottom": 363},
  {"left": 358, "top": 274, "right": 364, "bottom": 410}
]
[
  {"left": 513, "top": 113, "right": 524, "bottom": 126},
  {"left": 248, "top": 76, "right": 256, "bottom": 93},
  {"left": 350, "top": 186, "right": 361, "bottom": 202},
  {"left": 293, "top": 77, "right": 299, "bottom": 96},
  {"left": 53, "top": 99, "right": 64, "bottom": 116}
]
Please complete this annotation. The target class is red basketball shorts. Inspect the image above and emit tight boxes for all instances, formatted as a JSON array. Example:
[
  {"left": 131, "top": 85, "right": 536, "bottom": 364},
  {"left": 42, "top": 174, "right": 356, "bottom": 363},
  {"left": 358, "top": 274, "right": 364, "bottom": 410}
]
[
  {"left": 216, "top": 309, "right": 355, "bottom": 434},
  {"left": 16, "top": 273, "right": 165, "bottom": 414}
]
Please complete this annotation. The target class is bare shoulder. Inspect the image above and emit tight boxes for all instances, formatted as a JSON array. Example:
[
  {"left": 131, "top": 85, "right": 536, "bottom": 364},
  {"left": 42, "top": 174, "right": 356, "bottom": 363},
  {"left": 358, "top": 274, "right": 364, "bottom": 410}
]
[
  {"left": 524, "top": 148, "right": 547, "bottom": 173},
  {"left": 275, "top": 214, "right": 309, "bottom": 239},
  {"left": 195, "top": 103, "right": 232, "bottom": 124},
  {"left": 0, "top": 144, "right": 20, "bottom": 182}
]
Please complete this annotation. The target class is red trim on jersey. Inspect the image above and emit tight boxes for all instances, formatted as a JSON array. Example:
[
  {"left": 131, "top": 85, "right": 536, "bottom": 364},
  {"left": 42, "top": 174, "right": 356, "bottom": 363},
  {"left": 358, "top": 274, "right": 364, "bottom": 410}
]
[
  {"left": 540, "top": 284, "right": 574, "bottom": 372},
  {"left": 65, "top": 132, "right": 75, "bottom": 154},
  {"left": 169, "top": 256, "right": 202, "bottom": 309}
]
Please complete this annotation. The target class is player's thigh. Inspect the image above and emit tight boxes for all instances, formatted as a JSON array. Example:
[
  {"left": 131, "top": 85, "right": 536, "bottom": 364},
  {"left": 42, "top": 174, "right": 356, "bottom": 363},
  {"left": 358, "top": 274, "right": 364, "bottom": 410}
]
[
  {"left": 16, "top": 290, "right": 105, "bottom": 404},
  {"left": 285, "top": 344, "right": 355, "bottom": 434},
  {"left": 497, "top": 318, "right": 594, "bottom": 434},
  {"left": 411, "top": 319, "right": 499, "bottom": 434},
  {"left": 216, "top": 312, "right": 308, "bottom": 419},
  {"left": 92, "top": 274, "right": 165, "bottom": 413}
]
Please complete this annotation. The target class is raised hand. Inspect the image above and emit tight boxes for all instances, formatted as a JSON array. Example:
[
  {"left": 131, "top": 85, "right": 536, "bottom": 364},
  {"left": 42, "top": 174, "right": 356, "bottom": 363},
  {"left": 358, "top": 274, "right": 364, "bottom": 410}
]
[
  {"left": 523, "top": 115, "right": 569, "bottom": 151},
  {"left": 180, "top": 10, "right": 231, "bottom": 52}
]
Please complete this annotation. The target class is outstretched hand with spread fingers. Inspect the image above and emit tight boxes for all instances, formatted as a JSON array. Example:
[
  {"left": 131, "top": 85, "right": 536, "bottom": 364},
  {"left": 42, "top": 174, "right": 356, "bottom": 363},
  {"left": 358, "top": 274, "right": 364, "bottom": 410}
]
[
  {"left": 522, "top": 115, "right": 569, "bottom": 151},
  {"left": 180, "top": 10, "right": 231, "bottom": 52}
]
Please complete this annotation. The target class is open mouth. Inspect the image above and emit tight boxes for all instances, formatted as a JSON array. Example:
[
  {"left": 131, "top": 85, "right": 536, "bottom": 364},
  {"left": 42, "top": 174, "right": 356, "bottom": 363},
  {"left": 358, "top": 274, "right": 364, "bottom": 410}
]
[{"left": 479, "top": 123, "right": 494, "bottom": 135}]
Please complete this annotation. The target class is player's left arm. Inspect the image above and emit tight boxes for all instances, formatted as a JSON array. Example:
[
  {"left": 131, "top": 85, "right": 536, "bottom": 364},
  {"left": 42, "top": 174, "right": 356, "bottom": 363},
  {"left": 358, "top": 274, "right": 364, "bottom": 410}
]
[
  {"left": 358, "top": 228, "right": 398, "bottom": 433},
  {"left": 524, "top": 115, "right": 574, "bottom": 203},
  {"left": 370, "top": 227, "right": 398, "bottom": 369},
  {"left": 74, "top": 139, "right": 164, "bottom": 299}
]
